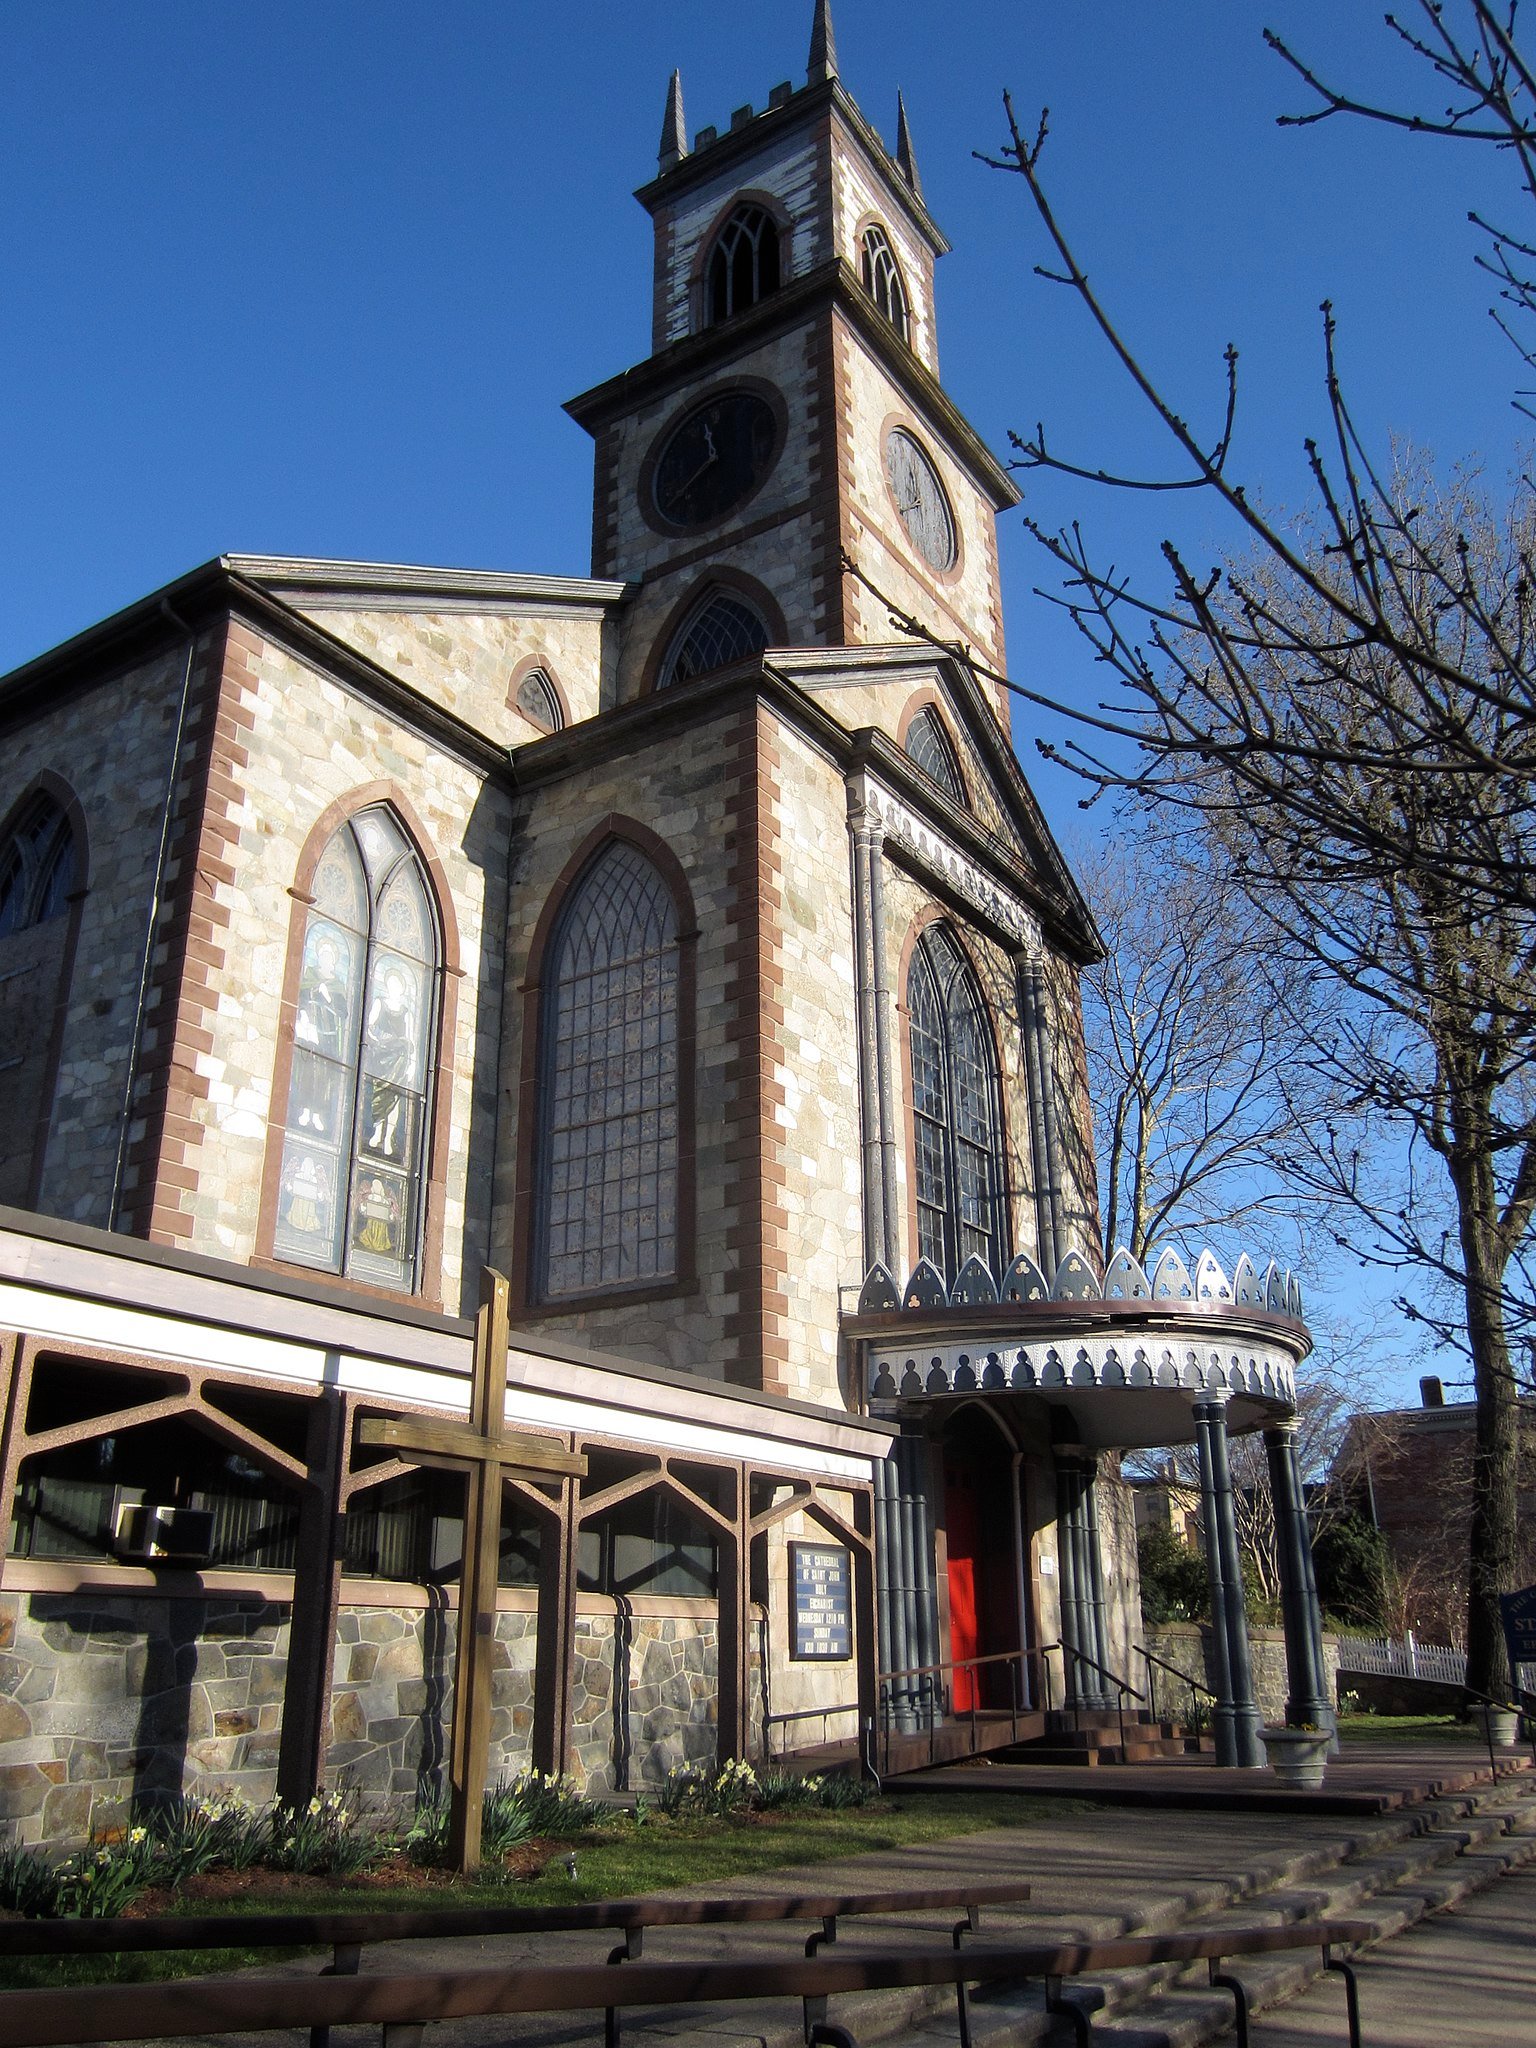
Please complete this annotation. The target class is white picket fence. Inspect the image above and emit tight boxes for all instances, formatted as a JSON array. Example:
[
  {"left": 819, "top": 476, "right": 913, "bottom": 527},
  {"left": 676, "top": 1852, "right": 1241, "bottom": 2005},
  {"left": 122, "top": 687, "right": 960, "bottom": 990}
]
[
  {"left": 1335, "top": 1634, "right": 1536, "bottom": 1694},
  {"left": 1334, "top": 1634, "right": 1467, "bottom": 1684}
]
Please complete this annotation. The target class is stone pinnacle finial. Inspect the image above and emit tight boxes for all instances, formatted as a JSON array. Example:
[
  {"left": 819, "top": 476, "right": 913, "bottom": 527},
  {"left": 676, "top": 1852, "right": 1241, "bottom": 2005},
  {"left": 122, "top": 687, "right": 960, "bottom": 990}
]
[
  {"left": 807, "top": 0, "right": 838, "bottom": 84},
  {"left": 895, "top": 90, "right": 924, "bottom": 202},
  {"left": 659, "top": 69, "right": 687, "bottom": 173}
]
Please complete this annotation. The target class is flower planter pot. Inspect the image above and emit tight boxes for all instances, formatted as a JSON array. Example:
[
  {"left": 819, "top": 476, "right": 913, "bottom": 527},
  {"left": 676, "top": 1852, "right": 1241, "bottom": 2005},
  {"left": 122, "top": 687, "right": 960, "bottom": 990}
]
[
  {"left": 1260, "top": 1725, "right": 1330, "bottom": 1789},
  {"left": 1472, "top": 1704, "right": 1520, "bottom": 1749}
]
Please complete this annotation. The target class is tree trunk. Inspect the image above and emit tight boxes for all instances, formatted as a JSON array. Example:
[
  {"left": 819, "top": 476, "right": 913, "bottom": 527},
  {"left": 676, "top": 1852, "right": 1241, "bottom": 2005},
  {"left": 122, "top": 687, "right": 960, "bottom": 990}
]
[{"left": 1451, "top": 1147, "right": 1521, "bottom": 1699}]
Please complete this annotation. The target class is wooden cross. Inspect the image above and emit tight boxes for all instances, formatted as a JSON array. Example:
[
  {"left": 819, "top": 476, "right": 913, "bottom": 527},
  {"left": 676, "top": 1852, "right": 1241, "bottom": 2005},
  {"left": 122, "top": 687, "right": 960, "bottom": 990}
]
[{"left": 359, "top": 1267, "right": 586, "bottom": 1872}]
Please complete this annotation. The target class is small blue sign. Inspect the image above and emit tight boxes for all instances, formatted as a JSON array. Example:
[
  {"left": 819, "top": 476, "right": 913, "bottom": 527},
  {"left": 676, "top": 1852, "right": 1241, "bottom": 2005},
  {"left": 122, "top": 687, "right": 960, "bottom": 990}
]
[{"left": 791, "top": 1542, "right": 852, "bottom": 1661}]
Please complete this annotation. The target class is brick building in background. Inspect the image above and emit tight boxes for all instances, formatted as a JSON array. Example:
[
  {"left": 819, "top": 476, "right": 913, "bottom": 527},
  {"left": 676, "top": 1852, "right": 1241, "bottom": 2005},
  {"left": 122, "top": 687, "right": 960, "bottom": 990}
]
[
  {"left": 0, "top": 6, "right": 1320, "bottom": 1846},
  {"left": 1333, "top": 1377, "right": 1536, "bottom": 1644}
]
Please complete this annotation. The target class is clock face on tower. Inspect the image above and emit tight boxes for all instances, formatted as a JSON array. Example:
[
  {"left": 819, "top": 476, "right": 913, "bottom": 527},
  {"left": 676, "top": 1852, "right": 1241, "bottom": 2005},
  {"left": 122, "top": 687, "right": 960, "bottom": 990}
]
[
  {"left": 885, "top": 427, "right": 957, "bottom": 573},
  {"left": 649, "top": 390, "right": 781, "bottom": 532}
]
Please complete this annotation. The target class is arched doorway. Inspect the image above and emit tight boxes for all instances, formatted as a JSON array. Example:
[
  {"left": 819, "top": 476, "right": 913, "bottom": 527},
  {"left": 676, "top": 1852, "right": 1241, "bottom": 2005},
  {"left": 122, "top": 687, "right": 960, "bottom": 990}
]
[{"left": 939, "top": 1407, "right": 1021, "bottom": 1711}]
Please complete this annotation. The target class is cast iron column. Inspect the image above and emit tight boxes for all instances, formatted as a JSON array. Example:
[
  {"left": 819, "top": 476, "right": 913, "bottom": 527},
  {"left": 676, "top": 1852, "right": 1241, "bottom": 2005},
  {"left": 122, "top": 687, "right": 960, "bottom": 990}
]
[
  {"left": 1194, "top": 1398, "right": 1237, "bottom": 1765},
  {"left": 1083, "top": 1462, "right": 1114, "bottom": 1706},
  {"left": 1264, "top": 1420, "right": 1336, "bottom": 1744},
  {"left": 1054, "top": 1457, "right": 1085, "bottom": 1708},
  {"left": 1198, "top": 1396, "right": 1265, "bottom": 1767}
]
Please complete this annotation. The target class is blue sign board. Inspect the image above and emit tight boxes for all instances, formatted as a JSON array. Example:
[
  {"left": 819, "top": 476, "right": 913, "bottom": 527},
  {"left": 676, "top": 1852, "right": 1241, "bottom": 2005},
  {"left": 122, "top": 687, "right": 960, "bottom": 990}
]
[
  {"left": 791, "top": 1542, "right": 852, "bottom": 1661},
  {"left": 1501, "top": 1583, "right": 1536, "bottom": 1689}
]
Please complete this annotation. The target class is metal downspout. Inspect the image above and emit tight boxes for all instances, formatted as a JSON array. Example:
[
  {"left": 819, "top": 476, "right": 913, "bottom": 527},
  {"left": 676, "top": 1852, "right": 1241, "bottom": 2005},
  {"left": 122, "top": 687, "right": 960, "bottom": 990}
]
[
  {"left": 109, "top": 605, "right": 201, "bottom": 1230},
  {"left": 849, "top": 812, "right": 884, "bottom": 1272},
  {"left": 1022, "top": 957, "right": 1066, "bottom": 1276},
  {"left": 867, "top": 820, "right": 899, "bottom": 1266}
]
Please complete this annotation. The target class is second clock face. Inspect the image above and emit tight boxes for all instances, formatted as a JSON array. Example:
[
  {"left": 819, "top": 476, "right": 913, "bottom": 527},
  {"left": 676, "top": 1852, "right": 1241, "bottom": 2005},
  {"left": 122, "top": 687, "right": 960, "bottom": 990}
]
[
  {"left": 885, "top": 427, "right": 957, "bottom": 572},
  {"left": 651, "top": 391, "right": 780, "bottom": 530}
]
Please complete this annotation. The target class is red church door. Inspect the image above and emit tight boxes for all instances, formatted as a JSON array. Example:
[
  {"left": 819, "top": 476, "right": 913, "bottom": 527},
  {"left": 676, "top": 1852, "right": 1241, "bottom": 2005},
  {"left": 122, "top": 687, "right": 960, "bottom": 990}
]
[{"left": 945, "top": 1459, "right": 983, "bottom": 1710}]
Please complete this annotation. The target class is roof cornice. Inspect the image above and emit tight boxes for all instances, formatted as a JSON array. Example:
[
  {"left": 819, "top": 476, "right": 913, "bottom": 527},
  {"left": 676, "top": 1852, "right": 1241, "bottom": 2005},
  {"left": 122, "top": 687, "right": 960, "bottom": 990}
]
[
  {"left": 229, "top": 555, "right": 627, "bottom": 611},
  {"left": 565, "top": 260, "right": 1018, "bottom": 511}
]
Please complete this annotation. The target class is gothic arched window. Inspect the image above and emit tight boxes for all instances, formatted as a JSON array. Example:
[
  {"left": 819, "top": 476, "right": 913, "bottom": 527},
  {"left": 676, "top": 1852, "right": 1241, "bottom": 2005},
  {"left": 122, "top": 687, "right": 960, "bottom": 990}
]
[
  {"left": 538, "top": 840, "right": 680, "bottom": 1300},
  {"left": 273, "top": 805, "right": 440, "bottom": 1293},
  {"left": 706, "top": 203, "right": 782, "bottom": 325},
  {"left": 0, "top": 793, "right": 76, "bottom": 938},
  {"left": 907, "top": 924, "right": 1007, "bottom": 1280},
  {"left": 658, "top": 589, "right": 769, "bottom": 688},
  {"left": 905, "top": 707, "right": 966, "bottom": 806},
  {"left": 860, "top": 224, "right": 909, "bottom": 341},
  {"left": 0, "top": 788, "right": 82, "bottom": 1207},
  {"left": 515, "top": 667, "right": 563, "bottom": 733}
]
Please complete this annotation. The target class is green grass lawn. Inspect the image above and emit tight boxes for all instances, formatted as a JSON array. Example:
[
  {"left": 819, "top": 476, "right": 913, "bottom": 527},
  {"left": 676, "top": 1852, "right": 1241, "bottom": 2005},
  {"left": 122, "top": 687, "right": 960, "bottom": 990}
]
[
  {"left": 1335, "top": 1712, "right": 1487, "bottom": 1744},
  {"left": 0, "top": 1790, "right": 1081, "bottom": 1991}
]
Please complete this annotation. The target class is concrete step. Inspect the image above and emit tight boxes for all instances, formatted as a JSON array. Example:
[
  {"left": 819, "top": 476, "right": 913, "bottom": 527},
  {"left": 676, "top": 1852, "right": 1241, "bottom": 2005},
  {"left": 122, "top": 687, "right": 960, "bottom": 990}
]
[{"left": 868, "top": 1771, "right": 1536, "bottom": 2048}]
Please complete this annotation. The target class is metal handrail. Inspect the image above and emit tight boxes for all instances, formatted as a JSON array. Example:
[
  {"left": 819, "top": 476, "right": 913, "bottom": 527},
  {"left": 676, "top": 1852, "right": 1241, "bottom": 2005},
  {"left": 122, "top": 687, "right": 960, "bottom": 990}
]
[
  {"left": 874, "top": 1646, "right": 1049, "bottom": 1771},
  {"left": 1049, "top": 1642, "right": 1145, "bottom": 1755},
  {"left": 1136, "top": 1642, "right": 1215, "bottom": 1741}
]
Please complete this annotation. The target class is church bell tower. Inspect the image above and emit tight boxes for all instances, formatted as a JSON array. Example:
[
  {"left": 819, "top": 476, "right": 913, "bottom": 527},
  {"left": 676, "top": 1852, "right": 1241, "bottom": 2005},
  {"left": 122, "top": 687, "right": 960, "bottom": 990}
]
[{"left": 565, "top": 1, "right": 1019, "bottom": 707}]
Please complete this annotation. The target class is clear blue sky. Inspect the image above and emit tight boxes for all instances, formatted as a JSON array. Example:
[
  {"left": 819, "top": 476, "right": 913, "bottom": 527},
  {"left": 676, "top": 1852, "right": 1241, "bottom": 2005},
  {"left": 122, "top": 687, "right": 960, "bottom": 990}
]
[{"left": 2, "top": 1, "right": 1516, "bottom": 1402}]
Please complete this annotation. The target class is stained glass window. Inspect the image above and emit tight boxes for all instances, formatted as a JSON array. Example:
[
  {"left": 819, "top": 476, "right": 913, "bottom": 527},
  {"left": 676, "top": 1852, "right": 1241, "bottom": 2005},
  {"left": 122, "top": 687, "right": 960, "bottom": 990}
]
[
  {"left": 658, "top": 590, "right": 769, "bottom": 689},
  {"left": 706, "top": 203, "right": 782, "bottom": 325},
  {"left": 539, "top": 840, "right": 679, "bottom": 1299},
  {"left": 516, "top": 667, "right": 563, "bottom": 733},
  {"left": 273, "top": 805, "right": 439, "bottom": 1293},
  {"left": 908, "top": 925, "right": 1006, "bottom": 1280},
  {"left": 860, "top": 224, "right": 909, "bottom": 341},
  {"left": 905, "top": 708, "right": 966, "bottom": 806},
  {"left": 0, "top": 794, "right": 76, "bottom": 939}
]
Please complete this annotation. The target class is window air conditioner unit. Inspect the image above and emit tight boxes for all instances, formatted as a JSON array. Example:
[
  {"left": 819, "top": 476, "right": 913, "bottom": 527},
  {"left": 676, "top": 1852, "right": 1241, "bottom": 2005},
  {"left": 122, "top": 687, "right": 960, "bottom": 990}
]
[{"left": 112, "top": 1501, "right": 214, "bottom": 1563}]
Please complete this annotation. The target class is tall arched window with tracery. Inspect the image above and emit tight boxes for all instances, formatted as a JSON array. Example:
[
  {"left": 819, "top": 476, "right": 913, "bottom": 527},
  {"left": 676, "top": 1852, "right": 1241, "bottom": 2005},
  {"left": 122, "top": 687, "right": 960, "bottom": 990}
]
[
  {"left": 859, "top": 224, "right": 909, "bottom": 341},
  {"left": 538, "top": 840, "right": 680, "bottom": 1300},
  {"left": 907, "top": 924, "right": 1007, "bottom": 1280},
  {"left": 0, "top": 788, "right": 81, "bottom": 1206},
  {"left": 706, "top": 203, "right": 782, "bottom": 325},
  {"left": 0, "top": 793, "right": 76, "bottom": 938},
  {"left": 273, "top": 805, "right": 440, "bottom": 1293}
]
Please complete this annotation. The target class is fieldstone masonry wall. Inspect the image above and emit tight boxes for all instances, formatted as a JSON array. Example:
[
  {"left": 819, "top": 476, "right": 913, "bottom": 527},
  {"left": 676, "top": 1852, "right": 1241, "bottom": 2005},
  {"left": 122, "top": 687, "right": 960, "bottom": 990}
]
[
  {"left": 1144, "top": 1622, "right": 1341, "bottom": 1729},
  {"left": 0, "top": 1588, "right": 290, "bottom": 1847},
  {"left": 0, "top": 1587, "right": 742, "bottom": 1844}
]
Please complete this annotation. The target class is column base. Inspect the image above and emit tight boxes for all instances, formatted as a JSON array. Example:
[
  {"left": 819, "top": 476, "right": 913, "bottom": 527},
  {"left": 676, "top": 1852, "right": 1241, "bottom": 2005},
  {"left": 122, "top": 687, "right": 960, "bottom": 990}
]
[
  {"left": 1233, "top": 1701, "right": 1266, "bottom": 1770},
  {"left": 1211, "top": 1703, "right": 1239, "bottom": 1769}
]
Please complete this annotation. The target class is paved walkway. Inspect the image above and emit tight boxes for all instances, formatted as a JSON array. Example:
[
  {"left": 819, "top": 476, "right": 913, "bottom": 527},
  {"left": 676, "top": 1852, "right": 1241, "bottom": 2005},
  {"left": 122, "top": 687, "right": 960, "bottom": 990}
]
[
  {"left": 29, "top": 1754, "right": 1532, "bottom": 2048},
  {"left": 1251, "top": 1860, "right": 1536, "bottom": 2044}
]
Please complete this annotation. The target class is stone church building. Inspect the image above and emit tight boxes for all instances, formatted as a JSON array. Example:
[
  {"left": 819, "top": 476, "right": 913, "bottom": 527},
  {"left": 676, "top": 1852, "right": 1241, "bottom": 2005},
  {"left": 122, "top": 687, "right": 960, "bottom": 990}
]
[{"left": 0, "top": 7, "right": 1321, "bottom": 1845}]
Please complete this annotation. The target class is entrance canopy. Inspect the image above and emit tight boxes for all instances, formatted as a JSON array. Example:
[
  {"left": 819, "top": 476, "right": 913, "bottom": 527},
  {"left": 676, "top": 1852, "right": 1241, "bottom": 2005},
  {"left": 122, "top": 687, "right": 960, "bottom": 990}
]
[{"left": 845, "top": 1246, "right": 1310, "bottom": 1450}]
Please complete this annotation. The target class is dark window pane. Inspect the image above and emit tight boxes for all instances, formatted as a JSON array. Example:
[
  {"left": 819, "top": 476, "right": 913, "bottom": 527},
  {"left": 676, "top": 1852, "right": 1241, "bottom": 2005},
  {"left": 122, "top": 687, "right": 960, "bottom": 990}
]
[
  {"left": 659, "top": 592, "right": 769, "bottom": 688},
  {"left": 906, "top": 925, "right": 1006, "bottom": 1280},
  {"left": 540, "top": 842, "right": 680, "bottom": 1298}
]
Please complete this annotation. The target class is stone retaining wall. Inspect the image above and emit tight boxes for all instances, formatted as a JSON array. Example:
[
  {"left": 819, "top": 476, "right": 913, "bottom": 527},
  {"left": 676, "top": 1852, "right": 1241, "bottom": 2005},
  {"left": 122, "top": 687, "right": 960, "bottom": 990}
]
[
  {"left": 1143, "top": 1622, "right": 1340, "bottom": 1727},
  {"left": 0, "top": 1586, "right": 755, "bottom": 1844}
]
